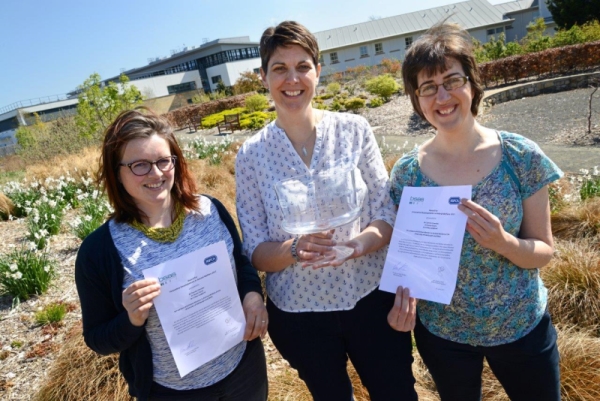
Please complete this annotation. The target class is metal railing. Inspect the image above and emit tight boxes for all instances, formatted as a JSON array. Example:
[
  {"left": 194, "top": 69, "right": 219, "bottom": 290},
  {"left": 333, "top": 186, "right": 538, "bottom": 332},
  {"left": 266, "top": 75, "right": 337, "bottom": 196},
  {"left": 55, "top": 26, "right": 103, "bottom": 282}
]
[{"left": 0, "top": 94, "right": 71, "bottom": 115}]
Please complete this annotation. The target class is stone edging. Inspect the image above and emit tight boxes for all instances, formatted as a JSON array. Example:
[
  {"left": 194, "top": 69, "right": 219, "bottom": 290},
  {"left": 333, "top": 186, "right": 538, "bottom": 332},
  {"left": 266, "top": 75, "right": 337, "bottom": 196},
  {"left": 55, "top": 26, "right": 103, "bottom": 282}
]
[{"left": 481, "top": 71, "right": 600, "bottom": 112}]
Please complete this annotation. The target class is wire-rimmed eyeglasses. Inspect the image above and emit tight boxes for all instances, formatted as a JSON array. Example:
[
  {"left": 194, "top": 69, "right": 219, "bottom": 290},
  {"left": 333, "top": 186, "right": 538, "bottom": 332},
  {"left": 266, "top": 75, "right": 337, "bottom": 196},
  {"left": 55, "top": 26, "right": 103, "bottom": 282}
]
[
  {"left": 119, "top": 156, "right": 177, "bottom": 176},
  {"left": 416, "top": 76, "right": 469, "bottom": 97}
]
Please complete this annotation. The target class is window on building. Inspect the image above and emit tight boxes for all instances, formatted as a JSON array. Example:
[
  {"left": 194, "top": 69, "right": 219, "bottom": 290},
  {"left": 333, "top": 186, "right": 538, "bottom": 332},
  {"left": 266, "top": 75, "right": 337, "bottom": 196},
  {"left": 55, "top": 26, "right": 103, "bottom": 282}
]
[
  {"left": 496, "top": 27, "right": 504, "bottom": 34},
  {"left": 253, "top": 68, "right": 260, "bottom": 74},
  {"left": 319, "top": 54, "right": 325, "bottom": 65},
  {"left": 375, "top": 43, "right": 384, "bottom": 54},
  {"left": 211, "top": 75, "right": 222, "bottom": 84},
  {"left": 405, "top": 37, "right": 413, "bottom": 49},
  {"left": 330, "top": 52, "right": 339, "bottom": 64},
  {"left": 360, "top": 46, "right": 369, "bottom": 57},
  {"left": 506, "top": 25, "right": 514, "bottom": 30},
  {"left": 167, "top": 81, "right": 197, "bottom": 94},
  {"left": 487, "top": 29, "right": 495, "bottom": 35}
]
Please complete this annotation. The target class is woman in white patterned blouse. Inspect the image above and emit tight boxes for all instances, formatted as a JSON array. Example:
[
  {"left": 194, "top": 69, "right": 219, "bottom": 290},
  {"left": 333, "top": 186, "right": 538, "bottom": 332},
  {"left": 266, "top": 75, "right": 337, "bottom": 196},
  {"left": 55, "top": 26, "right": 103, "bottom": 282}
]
[{"left": 235, "top": 21, "right": 417, "bottom": 401}]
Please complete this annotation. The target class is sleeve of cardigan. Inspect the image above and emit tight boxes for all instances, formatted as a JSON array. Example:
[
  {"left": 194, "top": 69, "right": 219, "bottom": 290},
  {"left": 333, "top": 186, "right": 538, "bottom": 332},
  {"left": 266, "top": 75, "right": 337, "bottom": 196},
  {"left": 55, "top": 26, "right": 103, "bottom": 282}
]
[
  {"left": 206, "top": 195, "right": 263, "bottom": 301},
  {"left": 74, "top": 224, "right": 146, "bottom": 355}
]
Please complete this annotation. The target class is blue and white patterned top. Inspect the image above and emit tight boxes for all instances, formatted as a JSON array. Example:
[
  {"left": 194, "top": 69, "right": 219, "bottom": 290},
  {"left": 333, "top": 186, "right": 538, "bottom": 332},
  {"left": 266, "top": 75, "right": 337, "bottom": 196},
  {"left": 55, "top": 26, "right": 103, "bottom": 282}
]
[
  {"left": 109, "top": 196, "right": 246, "bottom": 389},
  {"left": 390, "top": 132, "right": 563, "bottom": 346},
  {"left": 236, "top": 111, "right": 396, "bottom": 312}
]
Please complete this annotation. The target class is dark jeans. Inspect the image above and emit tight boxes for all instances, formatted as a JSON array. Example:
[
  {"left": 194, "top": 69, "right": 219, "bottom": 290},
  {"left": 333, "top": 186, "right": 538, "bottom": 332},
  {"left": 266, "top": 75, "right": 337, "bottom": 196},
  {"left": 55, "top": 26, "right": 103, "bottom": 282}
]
[
  {"left": 267, "top": 289, "right": 417, "bottom": 401},
  {"left": 415, "top": 311, "right": 561, "bottom": 401},
  {"left": 148, "top": 338, "right": 268, "bottom": 401}
]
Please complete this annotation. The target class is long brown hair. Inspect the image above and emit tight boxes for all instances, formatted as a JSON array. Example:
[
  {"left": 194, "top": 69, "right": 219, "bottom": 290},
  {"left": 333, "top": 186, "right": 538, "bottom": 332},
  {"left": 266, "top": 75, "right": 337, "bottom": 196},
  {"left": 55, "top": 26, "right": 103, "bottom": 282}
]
[{"left": 98, "top": 107, "right": 198, "bottom": 223}]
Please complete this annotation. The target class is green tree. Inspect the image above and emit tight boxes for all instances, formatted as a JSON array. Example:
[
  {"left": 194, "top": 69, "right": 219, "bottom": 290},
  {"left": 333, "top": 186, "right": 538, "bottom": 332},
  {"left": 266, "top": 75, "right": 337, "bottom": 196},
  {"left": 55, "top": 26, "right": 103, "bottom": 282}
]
[
  {"left": 547, "top": 0, "right": 600, "bottom": 30},
  {"left": 522, "top": 18, "right": 553, "bottom": 53},
  {"left": 76, "top": 73, "right": 143, "bottom": 139},
  {"left": 215, "top": 80, "right": 232, "bottom": 96}
]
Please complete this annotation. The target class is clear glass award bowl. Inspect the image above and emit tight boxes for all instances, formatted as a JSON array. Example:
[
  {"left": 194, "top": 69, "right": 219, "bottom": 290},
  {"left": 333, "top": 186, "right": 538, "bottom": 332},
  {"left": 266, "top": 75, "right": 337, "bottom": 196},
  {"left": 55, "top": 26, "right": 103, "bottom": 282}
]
[{"left": 275, "top": 168, "right": 361, "bottom": 261}]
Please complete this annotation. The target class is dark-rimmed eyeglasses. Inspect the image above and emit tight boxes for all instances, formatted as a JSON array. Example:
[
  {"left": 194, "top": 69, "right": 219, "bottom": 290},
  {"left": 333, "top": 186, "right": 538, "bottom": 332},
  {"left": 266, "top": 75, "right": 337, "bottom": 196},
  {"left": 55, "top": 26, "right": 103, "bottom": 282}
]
[
  {"left": 119, "top": 156, "right": 177, "bottom": 176},
  {"left": 416, "top": 76, "right": 469, "bottom": 97}
]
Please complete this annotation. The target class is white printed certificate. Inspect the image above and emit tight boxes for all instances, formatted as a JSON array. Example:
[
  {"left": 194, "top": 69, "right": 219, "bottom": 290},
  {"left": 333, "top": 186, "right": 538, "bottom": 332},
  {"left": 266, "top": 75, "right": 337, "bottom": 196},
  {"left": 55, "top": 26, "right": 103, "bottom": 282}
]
[
  {"left": 142, "top": 241, "right": 245, "bottom": 377},
  {"left": 380, "top": 185, "right": 471, "bottom": 304}
]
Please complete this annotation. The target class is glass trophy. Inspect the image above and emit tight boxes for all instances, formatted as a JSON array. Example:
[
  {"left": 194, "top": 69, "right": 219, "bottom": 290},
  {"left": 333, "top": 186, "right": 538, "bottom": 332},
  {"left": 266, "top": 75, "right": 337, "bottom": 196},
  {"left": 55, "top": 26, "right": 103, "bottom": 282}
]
[{"left": 275, "top": 167, "right": 362, "bottom": 263}]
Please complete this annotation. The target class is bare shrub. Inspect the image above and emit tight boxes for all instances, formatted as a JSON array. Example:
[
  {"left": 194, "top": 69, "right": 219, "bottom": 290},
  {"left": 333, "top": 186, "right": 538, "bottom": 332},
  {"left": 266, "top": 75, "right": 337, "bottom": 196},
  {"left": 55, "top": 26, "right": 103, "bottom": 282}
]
[
  {"left": 542, "top": 239, "right": 600, "bottom": 332},
  {"left": 34, "top": 323, "right": 133, "bottom": 401},
  {"left": 551, "top": 197, "right": 600, "bottom": 240},
  {"left": 25, "top": 147, "right": 100, "bottom": 183}
]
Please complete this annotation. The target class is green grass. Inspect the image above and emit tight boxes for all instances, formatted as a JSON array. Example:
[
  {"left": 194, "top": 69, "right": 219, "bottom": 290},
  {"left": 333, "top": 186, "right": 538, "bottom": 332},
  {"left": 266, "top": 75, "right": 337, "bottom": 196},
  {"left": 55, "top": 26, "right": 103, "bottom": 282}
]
[{"left": 35, "top": 302, "right": 68, "bottom": 325}]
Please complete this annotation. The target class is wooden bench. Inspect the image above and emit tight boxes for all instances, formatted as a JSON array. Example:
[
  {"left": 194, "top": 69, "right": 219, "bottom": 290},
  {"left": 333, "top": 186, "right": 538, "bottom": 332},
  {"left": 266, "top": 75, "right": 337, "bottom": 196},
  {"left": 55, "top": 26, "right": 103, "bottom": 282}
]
[
  {"left": 187, "top": 114, "right": 203, "bottom": 132},
  {"left": 217, "top": 114, "right": 241, "bottom": 134}
]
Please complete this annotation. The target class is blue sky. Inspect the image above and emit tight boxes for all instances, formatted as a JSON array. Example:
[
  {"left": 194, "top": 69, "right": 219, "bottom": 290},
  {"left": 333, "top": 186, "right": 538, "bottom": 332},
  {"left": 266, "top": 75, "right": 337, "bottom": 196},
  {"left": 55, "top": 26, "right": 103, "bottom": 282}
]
[{"left": 0, "top": 0, "right": 509, "bottom": 109}]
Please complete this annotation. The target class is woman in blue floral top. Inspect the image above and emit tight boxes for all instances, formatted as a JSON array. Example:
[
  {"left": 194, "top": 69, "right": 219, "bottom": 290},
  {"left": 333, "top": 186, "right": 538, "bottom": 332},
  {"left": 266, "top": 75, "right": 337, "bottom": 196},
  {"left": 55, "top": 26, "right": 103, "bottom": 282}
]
[{"left": 387, "top": 22, "right": 563, "bottom": 401}]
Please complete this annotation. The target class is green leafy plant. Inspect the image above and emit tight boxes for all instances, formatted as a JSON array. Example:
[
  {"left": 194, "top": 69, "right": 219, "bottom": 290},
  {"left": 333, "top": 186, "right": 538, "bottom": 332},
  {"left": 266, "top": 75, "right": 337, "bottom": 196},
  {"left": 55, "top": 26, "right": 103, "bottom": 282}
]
[
  {"left": 27, "top": 194, "right": 65, "bottom": 249},
  {"left": 0, "top": 246, "right": 56, "bottom": 301},
  {"left": 580, "top": 175, "right": 600, "bottom": 201},
  {"left": 364, "top": 74, "right": 399, "bottom": 101},
  {"left": 369, "top": 97, "right": 384, "bottom": 108},
  {"left": 344, "top": 98, "right": 366, "bottom": 113},
  {"left": 245, "top": 94, "right": 269, "bottom": 112},
  {"left": 200, "top": 108, "right": 245, "bottom": 128},
  {"left": 329, "top": 99, "right": 344, "bottom": 111},
  {"left": 326, "top": 82, "right": 341, "bottom": 96},
  {"left": 10, "top": 340, "right": 23, "bottom": 348},
  {"left": 70, "top": 192, "right": 111, "bottom": 240},
  {"left": 35, "top": 302, "right": 68, "bottom": 325},
  {"left": 315, "top": 93, "right": 334, "bottom": 101}
]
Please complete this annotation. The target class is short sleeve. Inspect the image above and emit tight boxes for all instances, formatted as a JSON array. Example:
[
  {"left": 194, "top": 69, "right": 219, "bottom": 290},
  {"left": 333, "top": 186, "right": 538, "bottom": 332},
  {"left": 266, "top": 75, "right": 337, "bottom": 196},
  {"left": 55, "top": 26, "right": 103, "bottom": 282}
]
[
  {"left": 501, "top": 132, "right": 563, "bottom": 200},
  {"left": 389, "top": 149, "right": 420, "bottom": 205}
]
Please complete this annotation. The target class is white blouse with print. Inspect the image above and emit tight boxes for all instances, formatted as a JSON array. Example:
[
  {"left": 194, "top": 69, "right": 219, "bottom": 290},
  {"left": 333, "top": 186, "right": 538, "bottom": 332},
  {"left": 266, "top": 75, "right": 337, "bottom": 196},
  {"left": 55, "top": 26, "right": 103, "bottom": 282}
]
[{"left": 235, "top": 111, "right": 396, "bottom": 312}]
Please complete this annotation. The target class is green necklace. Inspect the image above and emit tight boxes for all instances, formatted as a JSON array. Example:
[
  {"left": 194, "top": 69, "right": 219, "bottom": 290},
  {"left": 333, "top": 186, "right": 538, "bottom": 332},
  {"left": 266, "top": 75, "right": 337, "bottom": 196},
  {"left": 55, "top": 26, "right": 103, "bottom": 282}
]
[{"left": 130, "top": 203, "right": 185, "bottom": 243}]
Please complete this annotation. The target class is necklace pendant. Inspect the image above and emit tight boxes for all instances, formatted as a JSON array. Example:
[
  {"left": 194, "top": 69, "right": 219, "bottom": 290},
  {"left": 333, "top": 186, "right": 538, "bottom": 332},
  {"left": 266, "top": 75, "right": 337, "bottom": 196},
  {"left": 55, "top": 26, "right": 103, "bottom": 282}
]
[{"left": 302, "top": 146, "right": 308, "bottom": 157}]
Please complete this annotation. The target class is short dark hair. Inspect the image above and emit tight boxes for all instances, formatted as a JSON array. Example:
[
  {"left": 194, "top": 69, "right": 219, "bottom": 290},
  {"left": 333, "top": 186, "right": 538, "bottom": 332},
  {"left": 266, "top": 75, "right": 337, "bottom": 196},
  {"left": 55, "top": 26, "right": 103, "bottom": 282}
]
[
  {"left": 259, "top": 21, "right": 320, "bottom": 72},
  {"left": 98, "top": 107, "right": 198, "bottom": 223},
  {"left": 402, "top": 22, "right": 484, "bottom": 121}
]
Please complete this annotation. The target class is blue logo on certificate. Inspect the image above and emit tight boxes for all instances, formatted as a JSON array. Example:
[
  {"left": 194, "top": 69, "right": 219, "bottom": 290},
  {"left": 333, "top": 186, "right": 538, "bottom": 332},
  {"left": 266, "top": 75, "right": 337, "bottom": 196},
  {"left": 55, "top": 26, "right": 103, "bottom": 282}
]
[
  {"left": 204, "top": 255, "right": 218, "bottom": 265},
  {"left": 448, "top": 197, "right": 460, "bottom": 205}
]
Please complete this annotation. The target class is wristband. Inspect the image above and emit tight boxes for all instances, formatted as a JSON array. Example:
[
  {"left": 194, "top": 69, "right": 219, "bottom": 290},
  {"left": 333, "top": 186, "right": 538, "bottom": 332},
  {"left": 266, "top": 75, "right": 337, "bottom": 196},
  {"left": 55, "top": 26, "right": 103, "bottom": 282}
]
[{"left": 290, "top": 237, "right": 301, "bottom": 262}]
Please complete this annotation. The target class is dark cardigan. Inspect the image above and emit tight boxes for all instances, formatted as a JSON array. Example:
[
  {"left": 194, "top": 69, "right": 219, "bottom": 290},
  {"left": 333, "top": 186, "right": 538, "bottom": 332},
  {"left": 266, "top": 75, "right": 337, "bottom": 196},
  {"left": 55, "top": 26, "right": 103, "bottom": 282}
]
[{"left": 74, "top": 196, "right": 263, "bottom": 401}]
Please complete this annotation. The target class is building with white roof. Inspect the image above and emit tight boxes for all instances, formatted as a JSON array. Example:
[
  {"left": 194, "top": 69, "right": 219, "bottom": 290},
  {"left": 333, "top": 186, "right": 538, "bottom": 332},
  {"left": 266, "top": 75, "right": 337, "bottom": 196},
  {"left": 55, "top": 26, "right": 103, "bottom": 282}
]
[{"left": 314, "top": 0, "right": 549, "bottom": 76}]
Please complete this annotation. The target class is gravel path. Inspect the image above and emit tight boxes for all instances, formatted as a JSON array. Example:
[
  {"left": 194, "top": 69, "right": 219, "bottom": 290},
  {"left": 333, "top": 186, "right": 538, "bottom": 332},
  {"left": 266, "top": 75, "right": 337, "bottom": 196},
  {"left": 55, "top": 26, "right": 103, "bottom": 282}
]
[{"left": 479, "top": 88, "right": 600, "bottom": 172}]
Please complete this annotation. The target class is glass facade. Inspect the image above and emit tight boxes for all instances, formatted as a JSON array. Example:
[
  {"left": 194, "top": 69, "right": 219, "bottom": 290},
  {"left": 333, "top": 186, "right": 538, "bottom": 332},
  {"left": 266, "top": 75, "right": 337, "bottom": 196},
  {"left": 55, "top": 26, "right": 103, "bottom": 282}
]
[
  {"left": 199, "top": 47, "right": 260, "bottom": 68},
  {"left": 167, "top": 81, "right": 197, "bottom": 94}
]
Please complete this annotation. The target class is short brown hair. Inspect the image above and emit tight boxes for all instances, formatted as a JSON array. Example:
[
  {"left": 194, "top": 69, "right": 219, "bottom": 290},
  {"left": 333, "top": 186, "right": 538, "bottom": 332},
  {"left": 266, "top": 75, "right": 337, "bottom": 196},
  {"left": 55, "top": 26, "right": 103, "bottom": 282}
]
[
  {"left": 402, "top": 22, "right": 484, "bottom": 121},
  {"left": 98, "top": 108, "right": 198, "bottom": 223},
  {"left": 259, "top": 21, "right": 320, "bottom": 72}
]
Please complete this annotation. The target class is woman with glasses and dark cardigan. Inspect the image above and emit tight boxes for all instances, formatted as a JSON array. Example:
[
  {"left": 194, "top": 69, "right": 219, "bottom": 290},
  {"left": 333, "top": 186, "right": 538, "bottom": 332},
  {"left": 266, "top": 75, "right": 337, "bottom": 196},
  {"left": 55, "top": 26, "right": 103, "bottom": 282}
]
[
  {"left": 74, "top": 109, "right": 268, "bottom": 401},
  {"left": 388, "top": 22, "right": 562, "bottom": 401}
]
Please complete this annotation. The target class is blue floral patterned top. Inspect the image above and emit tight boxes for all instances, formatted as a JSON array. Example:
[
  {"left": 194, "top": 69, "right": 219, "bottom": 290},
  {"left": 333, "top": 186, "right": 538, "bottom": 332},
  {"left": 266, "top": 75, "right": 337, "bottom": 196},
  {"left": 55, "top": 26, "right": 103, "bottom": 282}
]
[{"left": 389, "top": 132, "right": 563, "bottom": 346}]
